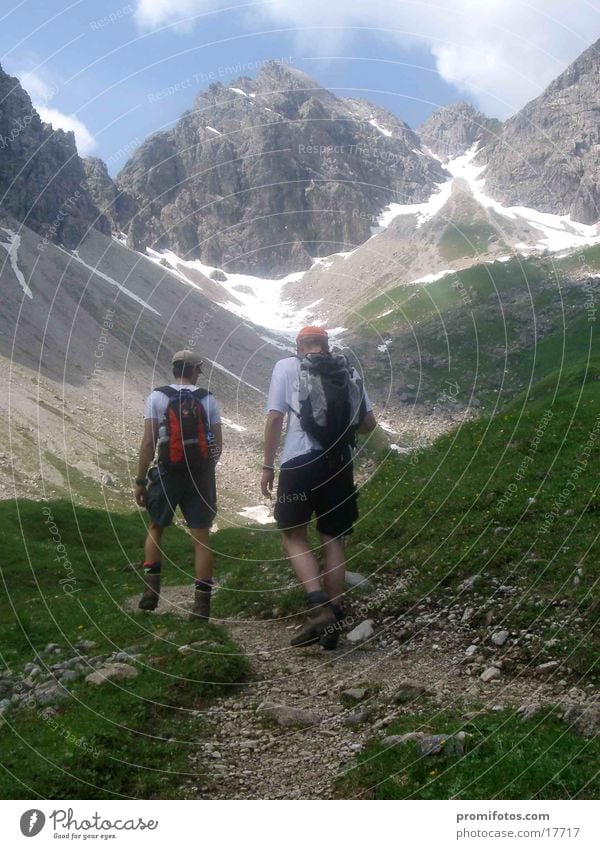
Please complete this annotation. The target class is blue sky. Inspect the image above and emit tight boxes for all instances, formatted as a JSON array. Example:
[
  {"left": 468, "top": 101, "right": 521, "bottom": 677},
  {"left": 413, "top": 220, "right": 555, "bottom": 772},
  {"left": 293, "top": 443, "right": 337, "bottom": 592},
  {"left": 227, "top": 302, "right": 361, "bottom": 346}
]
[{"left": 1, "top": 1, "right": 598, "bottom": 172}]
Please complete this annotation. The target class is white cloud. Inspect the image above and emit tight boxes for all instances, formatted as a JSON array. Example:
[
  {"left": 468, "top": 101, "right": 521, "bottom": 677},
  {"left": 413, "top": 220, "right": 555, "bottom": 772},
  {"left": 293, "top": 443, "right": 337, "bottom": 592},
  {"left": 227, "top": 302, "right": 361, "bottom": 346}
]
[
  {"left": 134, "top": 0, "right": 600, "bottom": 117},
  {"left": 36, "top": 106, "right": 97, "bottom": 156},
  {"left": 14, "top": 68, "right": 97, "bottom": 156}
]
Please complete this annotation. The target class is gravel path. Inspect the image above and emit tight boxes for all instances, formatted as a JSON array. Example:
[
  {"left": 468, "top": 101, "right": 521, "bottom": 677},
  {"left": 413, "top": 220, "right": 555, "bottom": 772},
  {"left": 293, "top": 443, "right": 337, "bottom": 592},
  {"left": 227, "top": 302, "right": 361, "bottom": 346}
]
[{"left": 130, "top": 586, "right": 576, "bottom": 800}]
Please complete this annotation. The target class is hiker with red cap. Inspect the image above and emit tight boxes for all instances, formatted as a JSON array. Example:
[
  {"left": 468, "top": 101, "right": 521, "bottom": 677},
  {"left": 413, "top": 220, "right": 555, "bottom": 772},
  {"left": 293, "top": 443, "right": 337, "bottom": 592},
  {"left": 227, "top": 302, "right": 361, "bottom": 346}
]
[
  {"left": 134, "top": 349, "right": 222, "bottom": 621},
  {"left": 262, "top": 326, "right": 376, "bottom": 648}
]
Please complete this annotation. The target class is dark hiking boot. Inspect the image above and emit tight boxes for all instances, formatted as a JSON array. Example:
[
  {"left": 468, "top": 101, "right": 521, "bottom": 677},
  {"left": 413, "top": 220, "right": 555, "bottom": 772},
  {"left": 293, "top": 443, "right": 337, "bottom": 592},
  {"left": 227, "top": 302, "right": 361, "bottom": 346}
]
[
  {"left": 138, "top": 573, "right": 161, "bottom": 611},
  {"left": 290, "top": 596, "right": 337, "bottom": 648},
  {"left": 190, "top": 589, "right": 211, "bottom": 622},
  {"left": 320, "top": 605, "right": 345, "bottom": 650}
]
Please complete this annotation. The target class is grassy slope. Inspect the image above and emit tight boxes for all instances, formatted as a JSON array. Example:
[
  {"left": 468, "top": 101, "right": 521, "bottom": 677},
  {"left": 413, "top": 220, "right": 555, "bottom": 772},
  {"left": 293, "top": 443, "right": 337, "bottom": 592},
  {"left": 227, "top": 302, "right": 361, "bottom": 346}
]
[
  {"left": 0, "top": 502, "right": 249, "bottom": 799},
  {"left": 350, "top": 254, "right": 598, "bottom": 408}
]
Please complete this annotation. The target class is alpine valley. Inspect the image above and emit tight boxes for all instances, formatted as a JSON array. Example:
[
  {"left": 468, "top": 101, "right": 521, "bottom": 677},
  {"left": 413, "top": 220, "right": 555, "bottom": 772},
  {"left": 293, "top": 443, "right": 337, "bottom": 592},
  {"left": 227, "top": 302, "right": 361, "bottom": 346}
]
[{"left": 0, "top": 50, "right": 599, "bottom": 519}]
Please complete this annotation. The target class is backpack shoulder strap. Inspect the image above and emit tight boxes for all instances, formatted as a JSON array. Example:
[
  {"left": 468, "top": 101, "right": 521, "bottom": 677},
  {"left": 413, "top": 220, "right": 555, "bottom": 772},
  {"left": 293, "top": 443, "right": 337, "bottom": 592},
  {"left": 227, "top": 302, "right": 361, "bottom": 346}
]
[
  {"left": 192, "top": 387, "right": 211, "bottom": 400},
  {"left": 154, "top": 385, "right": 179, "bottom": 399}
]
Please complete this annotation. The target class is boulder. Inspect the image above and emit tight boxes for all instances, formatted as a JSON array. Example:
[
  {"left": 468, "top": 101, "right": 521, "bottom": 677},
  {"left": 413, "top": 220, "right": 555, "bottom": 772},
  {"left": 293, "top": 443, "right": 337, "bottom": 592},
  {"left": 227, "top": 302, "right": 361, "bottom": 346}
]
[
  {"left": 346, "top": 620, "right": 374, "bottom": 643},
  {"left": 480, "top": 666, "right": 502, "bottom": 683},
  {"left": 85, "top": 662, "right": 139, "bottom": 685}
]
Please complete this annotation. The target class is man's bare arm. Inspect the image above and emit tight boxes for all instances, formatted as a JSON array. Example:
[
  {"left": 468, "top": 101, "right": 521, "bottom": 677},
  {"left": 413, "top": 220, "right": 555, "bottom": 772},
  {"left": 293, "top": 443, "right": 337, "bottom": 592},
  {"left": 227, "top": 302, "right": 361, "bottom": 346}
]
[
  {"left": 135, "top": 419, "right": 158, "bottom": 506},
  {"left": 261, "top": 410, "right": 284, "bottom": 497}
]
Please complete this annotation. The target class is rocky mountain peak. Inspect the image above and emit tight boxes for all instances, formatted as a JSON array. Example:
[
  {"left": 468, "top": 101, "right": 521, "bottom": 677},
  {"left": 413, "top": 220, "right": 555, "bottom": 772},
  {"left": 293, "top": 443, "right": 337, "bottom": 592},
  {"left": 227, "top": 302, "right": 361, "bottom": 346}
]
[
  {"left": 477, "top": 38, "right": 600, "bottom": 224},
  {"left": 0, "top": 63, "right": 109, "bottom": 247},
  {"left": 115, "top": 64, "right": 448, "bottom": 276},
  {"left": 418, "top": 101, "right": 502, "bottom": 160}
]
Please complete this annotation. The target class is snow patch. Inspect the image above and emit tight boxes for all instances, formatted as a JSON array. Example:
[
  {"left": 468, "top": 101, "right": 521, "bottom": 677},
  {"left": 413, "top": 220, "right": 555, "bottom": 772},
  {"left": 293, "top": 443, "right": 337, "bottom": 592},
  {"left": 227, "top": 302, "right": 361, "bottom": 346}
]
[
  {"left": 206, "top": 126, "right": 222, "bottom": 135},
  {"left": 369, "top": 118, "right": 392, "bottom": 137},
  {"left": 237, "top": 505, "right": 273, "bottom": 524},
  {"left": 444, "top": 144, "right": 600, "bottom": 252},
  {"left": 145, "top": 248, "right": 323, "bottom": 333},
  {"left": 229, "top": 87, "right": 249, "bottom": 97},
  {"left": 0, "top": 228, "right": 32, "bottom": 298},
  {"left": 377, "top": 338, "right": 393, "bottom": 352}
]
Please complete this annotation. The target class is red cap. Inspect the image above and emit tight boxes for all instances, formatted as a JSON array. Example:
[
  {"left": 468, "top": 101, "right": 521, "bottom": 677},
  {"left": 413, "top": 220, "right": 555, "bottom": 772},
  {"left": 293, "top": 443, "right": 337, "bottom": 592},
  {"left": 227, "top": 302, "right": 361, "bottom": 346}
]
[{"left": 296, "top": 325, "right": 329, "bottom": 341}]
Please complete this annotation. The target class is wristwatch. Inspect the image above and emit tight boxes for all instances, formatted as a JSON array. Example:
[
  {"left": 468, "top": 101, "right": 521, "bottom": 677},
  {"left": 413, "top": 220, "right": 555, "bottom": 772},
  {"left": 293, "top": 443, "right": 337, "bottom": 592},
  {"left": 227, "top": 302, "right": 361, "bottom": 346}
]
[{"left": 135, "top": 477, "right": 148, "bottom": 487}]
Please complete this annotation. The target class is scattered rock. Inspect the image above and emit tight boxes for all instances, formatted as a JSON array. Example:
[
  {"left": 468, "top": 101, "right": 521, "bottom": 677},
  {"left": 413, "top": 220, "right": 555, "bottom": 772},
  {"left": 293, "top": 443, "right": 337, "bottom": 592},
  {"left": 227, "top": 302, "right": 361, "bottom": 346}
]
[
  {"left": 491, "top": 629, "right": 509, "bottom": 647},
  {"left": 44, "top": 643, "right": 62, "bottom": 655},
  {"left": 536, "top": 661, "right": 560, "bottom": 674},
  {"left": 562, "top": 699, "right": 600, "bottom": 737},
  {"left": 85, "top": 663, "right": 139, "bottom": 685},
  {"left": 381, "top": 731, "right": 424, "bottom": 747},
  {"left": 464, "top": 644, "right": 478, "bottom": 658},
  {"left": 392, "top": 680, "right": 431, "bottom": 704},
  {"left": 209, "top": 269, "right": 227, "bottom": 282},
  {"left": 33, "top": 682, "right": 70, "bottom": 706},
  {"left": 517, "top": 702, "right": 542, "bottom": 720},
  {"left": 59, "top": 670, "right": 80, "bottom": 683},
  {"left": 419, "top": 734, "right": 464, "bottom": 757},
  {"left": 459, "top": 575, "right": 481, "bottom": 593},
  {"left": 345, "top": 572, "right": 370, "bottom": 591},
  {"left": 345, "top": 710, "right": 370, "bottom": 727},
  {"left": 258, "top": 702, "right": 323, "bottom": 728},
  {"left": 480, "top": 666, "right": 502, "bottom": 683},
  {"left": 340, "top": 688, "right": 368, "bottom": 704},
  {"left": 346, "top": 620, "right": 374, "bottom": 643}
]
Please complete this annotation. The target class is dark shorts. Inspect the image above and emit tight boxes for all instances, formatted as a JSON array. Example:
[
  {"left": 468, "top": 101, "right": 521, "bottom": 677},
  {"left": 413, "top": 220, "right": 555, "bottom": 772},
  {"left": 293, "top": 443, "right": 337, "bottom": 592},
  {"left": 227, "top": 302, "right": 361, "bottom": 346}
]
[
  {"left": 274, "top": 450, "right": 358, "bottom": 537},
  {"left": 146, "top": 466, "right": 216, "bottom": 529}
]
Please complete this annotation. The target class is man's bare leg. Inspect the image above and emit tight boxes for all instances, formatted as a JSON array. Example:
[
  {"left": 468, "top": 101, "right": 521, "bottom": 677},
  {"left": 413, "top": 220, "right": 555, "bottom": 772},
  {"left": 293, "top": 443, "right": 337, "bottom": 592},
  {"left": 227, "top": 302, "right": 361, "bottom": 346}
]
[
  {"left": 320, "top": 532, "right": 346, "bottom": 607},
  {"left": 282, "top": 526, "right": 321, "bottom": 593},
  {"left": 283, "top": 526, "right": 336, "bottom": 646},
  {"left": 190, "top": 527, "right": 214, "bottom": 621},
  {"left": 190, "top": 527, "right": 214, "bottom": 580},
  {"left": 144, "top": 523, "right": 163, "bottom": 563},
  {"left": 139, "top": 523, "right": 163, "bottom": 610}
]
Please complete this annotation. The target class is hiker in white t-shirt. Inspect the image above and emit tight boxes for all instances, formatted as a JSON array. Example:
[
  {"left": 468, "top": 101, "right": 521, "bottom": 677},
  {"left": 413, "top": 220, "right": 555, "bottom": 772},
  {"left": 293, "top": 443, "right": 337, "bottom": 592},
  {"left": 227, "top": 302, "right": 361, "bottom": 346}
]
[
  {"left": 261, "top": 326, "right": 376, "bottom": 648},
  {"left": 134, "top": 349, "right": 222, "bottom": 621}
]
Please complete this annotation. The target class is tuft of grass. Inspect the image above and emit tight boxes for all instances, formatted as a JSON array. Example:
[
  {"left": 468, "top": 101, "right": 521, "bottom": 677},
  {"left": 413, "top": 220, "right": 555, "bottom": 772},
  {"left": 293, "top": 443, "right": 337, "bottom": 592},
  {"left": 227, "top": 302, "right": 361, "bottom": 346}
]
[{"left": 336, "top": 706, "right": 599, "bottom": 799}]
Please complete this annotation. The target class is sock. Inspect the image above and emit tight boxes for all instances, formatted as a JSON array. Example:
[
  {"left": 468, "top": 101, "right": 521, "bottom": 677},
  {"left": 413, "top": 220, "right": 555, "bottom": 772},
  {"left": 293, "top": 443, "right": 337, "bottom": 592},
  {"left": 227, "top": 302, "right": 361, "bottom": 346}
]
[
  {"left": 143, "top": 561, "right": 161, "bottom": 574},
  {"left": 306, "top": 590, "right": 330, "bottom": 607},
  {"left": 195, "top": 579, "right": 213, "bottom": 593},
  {"left": 330, "top": 603, "right": 343, "bottom": 621}
]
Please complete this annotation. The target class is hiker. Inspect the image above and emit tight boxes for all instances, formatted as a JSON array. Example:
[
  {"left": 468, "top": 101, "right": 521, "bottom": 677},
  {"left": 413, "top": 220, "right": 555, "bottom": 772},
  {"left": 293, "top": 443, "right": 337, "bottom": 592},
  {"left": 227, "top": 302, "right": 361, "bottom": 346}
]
[
  {"left": 134, "top": 350, "right": 222, "bottom": 621},
  {"left": 261, "top": 326, "right": 376, "bottom": 648}
]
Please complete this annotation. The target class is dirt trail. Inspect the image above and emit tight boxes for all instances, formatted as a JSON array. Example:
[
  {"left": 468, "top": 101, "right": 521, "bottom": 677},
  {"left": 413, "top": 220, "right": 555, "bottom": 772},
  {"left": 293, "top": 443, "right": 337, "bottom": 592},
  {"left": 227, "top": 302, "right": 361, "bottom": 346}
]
[{"left": 131, "top": 586, "right": 569, "bottom": 800}]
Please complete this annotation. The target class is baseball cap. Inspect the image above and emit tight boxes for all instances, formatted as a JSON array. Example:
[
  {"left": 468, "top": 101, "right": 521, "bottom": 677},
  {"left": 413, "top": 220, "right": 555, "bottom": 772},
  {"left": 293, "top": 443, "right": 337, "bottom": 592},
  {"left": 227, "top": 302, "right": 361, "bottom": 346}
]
[
  {"left": 296, "top": 325, "right": 329, "bottom": 342},
  {"left": 171, "top": 349, "right": 204, "bottom": 368}
]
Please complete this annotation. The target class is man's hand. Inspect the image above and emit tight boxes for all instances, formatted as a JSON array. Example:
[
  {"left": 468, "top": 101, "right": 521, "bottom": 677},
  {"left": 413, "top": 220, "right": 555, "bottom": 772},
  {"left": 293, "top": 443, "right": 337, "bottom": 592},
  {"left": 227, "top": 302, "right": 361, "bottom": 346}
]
[
  {"left": 134, "top": 484, "right": 147, "bottom": 507},
  {"left": 261, "top": 468, "right": 274, "bottom": 499}
]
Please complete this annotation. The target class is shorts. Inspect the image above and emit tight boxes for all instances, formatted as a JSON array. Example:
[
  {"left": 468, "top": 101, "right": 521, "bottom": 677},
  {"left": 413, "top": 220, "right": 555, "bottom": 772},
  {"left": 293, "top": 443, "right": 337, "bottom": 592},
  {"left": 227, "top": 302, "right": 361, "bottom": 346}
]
[
  {"left": 274, "top": 449, "right": 358, "bottom": 537},
  {"left": 146, "top": 465, "right": 216, "bottom": 529}
]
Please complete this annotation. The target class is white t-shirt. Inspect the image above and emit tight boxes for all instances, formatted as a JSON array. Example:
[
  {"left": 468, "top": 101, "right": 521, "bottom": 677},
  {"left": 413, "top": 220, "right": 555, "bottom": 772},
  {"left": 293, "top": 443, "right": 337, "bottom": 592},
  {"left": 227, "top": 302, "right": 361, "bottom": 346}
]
[
  {"left": 144, "top": 384, "right": 221, "bottom": 427},
  {"left": 266, "top": 357, "right": 372, "bottom": 465}
]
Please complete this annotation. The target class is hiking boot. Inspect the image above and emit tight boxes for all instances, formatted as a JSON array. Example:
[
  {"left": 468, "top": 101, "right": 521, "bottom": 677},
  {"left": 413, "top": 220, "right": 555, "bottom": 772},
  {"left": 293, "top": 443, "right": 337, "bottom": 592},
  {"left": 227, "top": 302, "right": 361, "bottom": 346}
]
[
  {"left": 290, "top": 597, "right": 337, "bottom": 648},
  {"left": 138, "top": 573, "right": 161, "bottom": 611},
  {"left": 320, "top": 605, "right": 345, "bottom": 650},
  {"left": 190, "top": 589, "right": 211, "bottom": 622}
]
